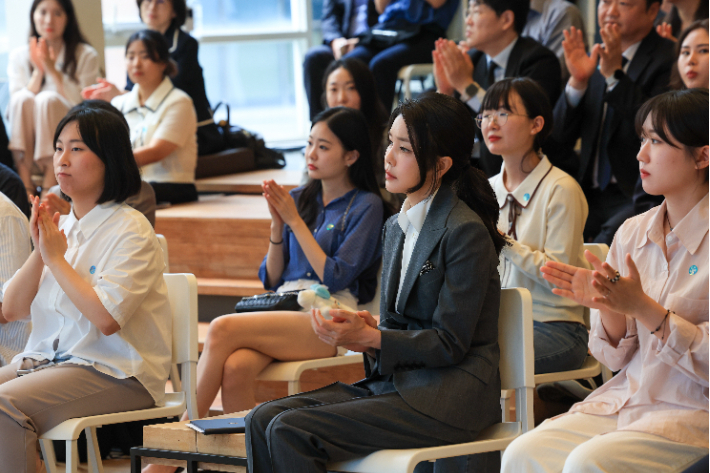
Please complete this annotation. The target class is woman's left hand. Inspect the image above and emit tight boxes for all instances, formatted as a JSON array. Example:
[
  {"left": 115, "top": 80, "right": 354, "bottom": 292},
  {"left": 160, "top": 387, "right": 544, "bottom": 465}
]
[
  {"left": 263, "top": 180, "right": 301, "bottom": 227},
  {"left": 37, "top": 38, "right": 58, "bottom": 75},
  {"left": 37, "top": 206, "right": 68, "bottom": 268},
  {"left": 310, "top": 309, "right": 380, "bottom": 353},
  {"left": 589, "top": 253, "right": 651, "bottom": 319}
]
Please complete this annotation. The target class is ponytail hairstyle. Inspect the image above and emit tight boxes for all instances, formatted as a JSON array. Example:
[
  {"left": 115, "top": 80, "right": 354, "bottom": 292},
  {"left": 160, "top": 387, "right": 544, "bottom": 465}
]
[
  {"left": 390, "top": 94, "right": 508, "bottom": 255},
  {"left": 297, "top": 106, "right": 394, "bottom": 228},
  {"left": 29, "top": 0, "right": 87, "bottom": 82}
]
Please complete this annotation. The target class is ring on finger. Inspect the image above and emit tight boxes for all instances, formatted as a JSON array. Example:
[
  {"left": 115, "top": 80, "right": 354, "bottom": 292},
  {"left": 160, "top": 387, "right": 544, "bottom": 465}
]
[{"left": 609, "top": 270, "right": 621, "bottom": 283}]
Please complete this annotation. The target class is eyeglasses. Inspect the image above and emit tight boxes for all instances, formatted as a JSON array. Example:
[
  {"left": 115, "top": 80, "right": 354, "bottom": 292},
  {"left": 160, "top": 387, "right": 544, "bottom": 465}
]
[{"left": 475, "top": 111, "right": 528, "bottom": 128}]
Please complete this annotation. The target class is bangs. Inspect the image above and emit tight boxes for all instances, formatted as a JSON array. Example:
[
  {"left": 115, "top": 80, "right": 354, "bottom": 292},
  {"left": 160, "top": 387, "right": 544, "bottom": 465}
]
[{"left": 480, "top": 80, "right": 513, "bottom": 112}]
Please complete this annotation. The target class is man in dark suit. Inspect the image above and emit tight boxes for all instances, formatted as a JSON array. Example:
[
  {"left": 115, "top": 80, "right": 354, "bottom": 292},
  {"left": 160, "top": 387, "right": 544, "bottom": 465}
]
[
  {"left": 552, "top": 0, "right": 674, "bottom": 244},
  {"left": 303, "top": 0, "right": 379, "bottom": 120},
  {"left": 433, "top": 0, "right": 565, "bottom": 176}
]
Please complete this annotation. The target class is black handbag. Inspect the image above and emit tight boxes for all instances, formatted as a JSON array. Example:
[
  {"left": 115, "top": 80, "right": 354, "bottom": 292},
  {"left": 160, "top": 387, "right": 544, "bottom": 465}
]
[
  {"left": 234, "top": 290, "right": 303, "bottom": 313},
  {"left": 212, "top": 102, "right": 286, "bottom": 169}
]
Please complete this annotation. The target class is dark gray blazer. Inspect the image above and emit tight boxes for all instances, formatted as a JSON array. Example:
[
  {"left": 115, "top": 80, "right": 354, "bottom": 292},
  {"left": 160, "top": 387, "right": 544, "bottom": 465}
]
[{"left": 364, "top": 184, "right": 502, "bottom": 431}]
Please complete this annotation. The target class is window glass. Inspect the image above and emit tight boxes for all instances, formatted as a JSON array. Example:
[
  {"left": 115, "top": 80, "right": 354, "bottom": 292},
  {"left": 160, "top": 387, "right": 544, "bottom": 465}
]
[
  {"left": 192, "top": 0, "right": 291, "bottom": 32},
  {"left": 101, "top": 0, "right": 140, "bottom": 25}
]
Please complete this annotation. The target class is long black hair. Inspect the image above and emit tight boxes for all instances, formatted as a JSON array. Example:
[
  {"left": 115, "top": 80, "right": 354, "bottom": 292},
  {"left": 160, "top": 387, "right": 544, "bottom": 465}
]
[
  {"left": 29, "top": 0, "right": 87, "bottom": 82},
  {"left": 54, "top": 102, "right": 142, "bottom": 204},
  {"left": 298, "top": 107, "right": 393, "bottom": 228},
  {"left": 669, "top": 19, "right": 709, "bottom": 90},
  {"left": 322, "top": 58, "right": 389, "bottom": 155},
  {"left": 390, "top": 94, "right": 508, "bottom": 255}
]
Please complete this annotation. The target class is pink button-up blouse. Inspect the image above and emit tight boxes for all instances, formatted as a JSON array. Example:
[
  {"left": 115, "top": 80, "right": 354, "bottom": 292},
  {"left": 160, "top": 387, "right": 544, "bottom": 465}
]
[{"left": 568, "top": 194, "right": 709, "bottom": 449}]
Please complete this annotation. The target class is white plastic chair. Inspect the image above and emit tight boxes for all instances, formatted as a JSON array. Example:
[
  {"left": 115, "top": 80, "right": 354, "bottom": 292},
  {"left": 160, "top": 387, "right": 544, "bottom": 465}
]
[
  {"left": 395, "top": 0, "right": 467, "bottom": 105},
  {"left": 255, "top": 263, "right": 383, "bottom": 395},
  {"left": 156, "top": 234, "right": 169, "bottom": 273},
  {"left": 327, "top": 287, "right": 535, "bottom": 473},
  {"left": 500, "top": 243, "right": 613, "bottom": 422},
  {"left": 40, "top": 273, "right": 199, "bottom": 473}
]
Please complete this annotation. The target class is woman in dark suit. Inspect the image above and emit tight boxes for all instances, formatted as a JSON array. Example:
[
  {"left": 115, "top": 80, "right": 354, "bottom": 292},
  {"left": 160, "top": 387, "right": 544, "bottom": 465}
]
[{"left": 244, "top": 93, "right": 507, "bottom": 473}]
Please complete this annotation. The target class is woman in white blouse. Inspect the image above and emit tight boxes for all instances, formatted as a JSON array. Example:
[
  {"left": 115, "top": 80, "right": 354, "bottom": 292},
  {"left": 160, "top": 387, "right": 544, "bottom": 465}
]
[
  {"left": 0, "top": 103, "right": 172, "bottom": 473},
  {"left": 481, "top": 77, "right": 590, "bottom": 374},
  {"left": 503, "top": 88, "right": 709, "bottom": 472},
  {"left": 7, "top": 0, "right": 98, "bottom": 197},
  {"left": 111, "top": 29, "right": 198, "bottom": 205}
]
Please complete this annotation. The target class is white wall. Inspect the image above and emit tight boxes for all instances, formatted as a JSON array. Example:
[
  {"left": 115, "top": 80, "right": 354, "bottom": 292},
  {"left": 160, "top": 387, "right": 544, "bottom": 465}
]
[{"left": 5, "top": 0, "right": 105, "bottom": 72}]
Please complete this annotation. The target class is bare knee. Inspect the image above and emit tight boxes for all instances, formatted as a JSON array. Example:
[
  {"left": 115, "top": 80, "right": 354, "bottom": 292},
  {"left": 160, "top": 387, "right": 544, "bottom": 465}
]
[
  {"left": 222, "top": 349, "right": 262, "bottom": 385},
  {"left": 204, "top": 314, "right": 241, "bottom": 350},
  {"left": 34, "top": 91, "right": 63, "bottom": 108}
]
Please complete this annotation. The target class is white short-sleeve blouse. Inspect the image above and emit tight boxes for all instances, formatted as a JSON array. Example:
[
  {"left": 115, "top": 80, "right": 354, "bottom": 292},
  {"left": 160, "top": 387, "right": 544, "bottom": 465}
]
[
  {"left": 112, "top": 76, "right": 198, "bottom": 184},
  {"left": 8, "top": 42, "right": 99, "bottom": 105},
  {"left": 3, "top": 202, "right": 173, "bottom": 404}
]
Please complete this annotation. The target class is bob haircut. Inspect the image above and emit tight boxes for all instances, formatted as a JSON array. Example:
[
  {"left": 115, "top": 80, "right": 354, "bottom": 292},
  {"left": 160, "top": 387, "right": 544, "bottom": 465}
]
[
  {"left": 126, "top": 30, "right": 178, "bottom": 78},
  {"left": 389, "top": 94, "right": 507, "bottom": 255},
  {"left": 136, "top": 0, "right": 187, "bottom": 28},
  {"left": 635, "top": 88, "right": 709, "bottom": 179},
  {"left": 29, "top": 0, "right": 87, "bottom": 82},
  {"left": 669, "top": 19, "right": 709, "bottom": 90},
  {"left": 297, "top": 106, "right": 390, "bottom": 228},
  {"left": 480, "top": 77, "right": 553, "bottom": 154},
  {"left": 53, "top": 102, "right": 142, "bottom": 204}
]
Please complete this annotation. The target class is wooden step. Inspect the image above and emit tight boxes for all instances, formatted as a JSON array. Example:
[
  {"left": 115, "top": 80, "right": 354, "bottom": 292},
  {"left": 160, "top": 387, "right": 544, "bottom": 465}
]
[
  {"left": 155, "top": 195, "right": 271, "bottom": 279},
  {"left": 196, "top": 169, "right": 303, "bottom": 194},
  {"left": 197, "top": 278, "right": 265, "bottom": 297}
]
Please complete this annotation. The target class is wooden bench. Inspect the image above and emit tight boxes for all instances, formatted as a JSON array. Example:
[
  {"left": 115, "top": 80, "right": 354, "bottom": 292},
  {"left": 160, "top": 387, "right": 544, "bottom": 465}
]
[
  {"left": 196, "top": 169, "right": 303, "bottom": 194},
  {"left": 139, "top": 411, "right": 250, "bottom": 472},
  {"left": 155, "top": 195, "right": 271, "bottom": 279},
  {"left": 196, "top": 278, "right": 265, "bottom": 297}
]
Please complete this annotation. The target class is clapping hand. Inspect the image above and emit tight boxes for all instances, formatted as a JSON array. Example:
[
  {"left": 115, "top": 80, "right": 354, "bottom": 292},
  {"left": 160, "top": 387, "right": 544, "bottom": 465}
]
[
  {"left": 432, "top": 39, "right": 455, "bottom": 95},
  {"left": 81, "top": 78, "right": 122, "bottom": 101},
  {"left": 656, "top": 22, "right": 677, "bottom": 42},
  {"left": 562, "top": 26, "right": 599, "bottom": 90},
  {"left": 29, "top": 37, "right": 45, "bottom": 73},
  {"left": 541, "top": 249, "right": 619, "bottom": 312},
  {"left": 598, "top": 23, "right": 624, "bottom": 79},
  {"left": 41, "top": 193, "right": 71, "bottom": 217},
  {"left": 435, "top": 38, "right": 475, "bottom": 92},
  {"left": 311, "top": 308, "right": 379, "bottom": 354},
  {"left": 36, "top": 38, "right": 57, "bottom": 75},
  {"left": 36, "top": 204, "right": 67, "bottom": 268},
  {"left": 262, "top": 179, "right": 300, "bottom": 227}
]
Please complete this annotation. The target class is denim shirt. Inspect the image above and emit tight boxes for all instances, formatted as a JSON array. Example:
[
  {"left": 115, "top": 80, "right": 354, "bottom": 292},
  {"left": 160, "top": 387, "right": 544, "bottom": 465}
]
[
  {"left": 258, "top": 187, "right": 384, "bottom": 303},
  {"left": 379, "top": 0, "right": 459, "bottom": 31}
]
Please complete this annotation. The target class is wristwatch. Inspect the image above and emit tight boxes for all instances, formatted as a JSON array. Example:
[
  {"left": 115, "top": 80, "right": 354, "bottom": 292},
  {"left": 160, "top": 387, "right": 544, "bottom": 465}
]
[{"left": 461, "top": 83, "right": 479, "bottom": 102}]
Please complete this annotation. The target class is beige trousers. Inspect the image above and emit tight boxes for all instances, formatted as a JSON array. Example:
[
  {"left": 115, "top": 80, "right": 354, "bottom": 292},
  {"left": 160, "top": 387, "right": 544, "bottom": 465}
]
[
  {"left": 7, "top": 89, "right": 71, "bottom": 164},
  {"left": 501, "top": 412, "right": 707, "bottom": 473},
  {"left": 0, "top": 359, "right": 154, "bottom": 473}
]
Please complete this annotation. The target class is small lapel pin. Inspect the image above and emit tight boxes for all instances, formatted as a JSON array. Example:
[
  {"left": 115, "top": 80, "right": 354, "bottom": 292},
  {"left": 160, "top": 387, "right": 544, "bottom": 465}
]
[{"left": 420, "top": 260, "right": 435, "bottom": 276}]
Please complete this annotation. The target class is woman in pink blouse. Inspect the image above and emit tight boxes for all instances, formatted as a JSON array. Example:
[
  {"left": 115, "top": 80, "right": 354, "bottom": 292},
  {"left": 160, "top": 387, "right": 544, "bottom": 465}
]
[{"left": 502, "top": 88, "right": 709, "bottom": 472}]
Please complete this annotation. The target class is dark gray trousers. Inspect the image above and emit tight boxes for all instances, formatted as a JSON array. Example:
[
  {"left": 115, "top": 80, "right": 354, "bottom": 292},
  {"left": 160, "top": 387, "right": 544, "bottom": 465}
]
[{"left": 245, "top": 382, "right": 500, "bottom": 473}]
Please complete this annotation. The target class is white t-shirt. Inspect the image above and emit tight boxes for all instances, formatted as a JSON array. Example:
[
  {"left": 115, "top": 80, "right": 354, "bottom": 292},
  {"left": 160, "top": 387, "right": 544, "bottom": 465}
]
[
  {"left": 0, "top": 192, "right": 32, "bottom": 366},
  {"left": 4, "top": 202, "right": 172, "bottom": 404},
  {"left": 8, "top": 42, "right": 99, "bottom": 105},
  {"left": 112, "top": 76, "right": 198, "bottom": 184}
]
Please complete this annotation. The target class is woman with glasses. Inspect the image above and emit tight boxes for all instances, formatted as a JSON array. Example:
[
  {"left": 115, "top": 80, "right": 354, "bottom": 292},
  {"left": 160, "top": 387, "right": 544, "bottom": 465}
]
[{"left": 481, "top": 77, "right": 590, "bottom": 376}]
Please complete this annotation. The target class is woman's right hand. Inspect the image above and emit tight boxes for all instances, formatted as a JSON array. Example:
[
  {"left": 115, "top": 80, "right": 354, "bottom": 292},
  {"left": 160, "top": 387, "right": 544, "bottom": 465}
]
[
  {"left": 81, "top": 78, "right": 122, "bottom": 102},
  {"left": 28, "top": 37, "right": 44, "bottom": 74},
  {"left": 262, "top": 180, "right": 285, "bottom": 228},
  {"left": 540, "top": 250, "right": 612, "bottom": 311},
  {"left": 29, "top": 196, "right": 42, "bottom": 250}
]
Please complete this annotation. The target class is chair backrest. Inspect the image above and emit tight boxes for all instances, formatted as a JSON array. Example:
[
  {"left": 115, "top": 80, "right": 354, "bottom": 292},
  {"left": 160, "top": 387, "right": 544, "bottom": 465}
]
[
  {"left": 164, "top": 273, "right": 198, "bottom": 366},
  {"left": 446, "top": 0, "right": 467, "bottom": 42},
  {"left": 498, "top": 287, "right": 535, "bottom": 431},
  {"left": 581, "top": 243, "right": 610, "bottom": 327},
  {"left": 156, "top": 234, "right": 169, "bottom": 273}
]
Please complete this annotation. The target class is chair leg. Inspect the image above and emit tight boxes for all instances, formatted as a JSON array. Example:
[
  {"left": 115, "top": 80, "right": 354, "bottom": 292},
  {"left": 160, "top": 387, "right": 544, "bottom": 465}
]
[
  {"left": 65, "top": 440, "right": 79, "bottom": 473},
  {"left": 85, "top": 426, "right": 105, "bottom": 473},
  {"left": 39, "top": 439, "right": 58, "bottom": 473},
  {"left": 287, "top": 380, "right": 300, "bottom": 396}
]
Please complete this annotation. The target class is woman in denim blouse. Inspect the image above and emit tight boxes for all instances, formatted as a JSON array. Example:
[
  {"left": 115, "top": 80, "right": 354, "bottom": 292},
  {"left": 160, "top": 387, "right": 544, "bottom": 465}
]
[{"left": 197, "top": 108, "right": 387, "bottom": 414}]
